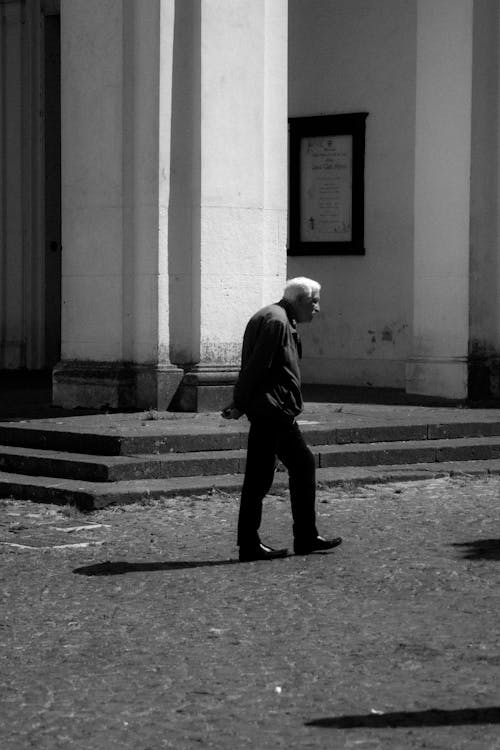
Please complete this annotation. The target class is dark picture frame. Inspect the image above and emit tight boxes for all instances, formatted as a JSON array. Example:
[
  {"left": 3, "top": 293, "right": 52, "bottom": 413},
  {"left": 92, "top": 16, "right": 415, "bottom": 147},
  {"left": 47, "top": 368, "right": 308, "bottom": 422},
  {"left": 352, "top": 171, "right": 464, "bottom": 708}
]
[{"left": 288, "top": 112, "right": 368, "bottom": 256}]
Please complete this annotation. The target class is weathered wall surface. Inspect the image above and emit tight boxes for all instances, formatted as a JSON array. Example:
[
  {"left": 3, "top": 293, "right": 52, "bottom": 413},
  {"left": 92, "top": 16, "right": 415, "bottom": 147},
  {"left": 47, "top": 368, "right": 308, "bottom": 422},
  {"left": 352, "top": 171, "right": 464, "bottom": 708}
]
[
  {"left": 288, "top": 0, "right": 416, "bottom": 387},
  {"left": 60, "top": 0, "right": 127, "bottom": 363},
  {"left": 469, "top": 0, "right": 500, "bottom": 397}
]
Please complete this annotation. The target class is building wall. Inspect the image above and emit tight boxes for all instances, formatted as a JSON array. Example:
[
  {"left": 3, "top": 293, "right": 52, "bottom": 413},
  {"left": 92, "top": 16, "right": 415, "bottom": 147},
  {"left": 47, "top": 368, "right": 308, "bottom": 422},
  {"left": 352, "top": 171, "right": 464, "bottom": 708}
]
[
  {"left": 288, "top": 0, "right": 417, "bottom": 387},
  {"left": 0, "top": 1, "right": 23, "bottom": 368},
  {"left": 60, "top": 0, "right": 127, "bottom": 363},
  {"left": 0, "top": 0, "right": 59, "bottom": 371},
  {"left": 469, "top": 0, "right": 500, "bottom": 395},
  {"left": 0, "top": 0, "right": 45, "bottom": 369}
]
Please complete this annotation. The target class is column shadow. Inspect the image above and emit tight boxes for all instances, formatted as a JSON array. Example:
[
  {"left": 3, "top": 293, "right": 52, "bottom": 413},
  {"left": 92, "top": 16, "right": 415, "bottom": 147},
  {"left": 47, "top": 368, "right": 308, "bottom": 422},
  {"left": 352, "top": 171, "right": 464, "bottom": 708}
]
[
  {"left": 452, "top": 539, "right": 500, "bottom": 560},
  {"left": 73, "top": 559, "right": 239, "bottom": 576},
  {"left": 306, "top": 706, "right": 500, "bottom": 729}
]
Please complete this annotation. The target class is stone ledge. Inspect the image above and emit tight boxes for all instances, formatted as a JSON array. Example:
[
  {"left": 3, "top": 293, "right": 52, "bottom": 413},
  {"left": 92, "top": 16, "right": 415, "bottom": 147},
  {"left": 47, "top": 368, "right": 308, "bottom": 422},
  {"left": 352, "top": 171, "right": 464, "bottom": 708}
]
[{"left": 52, "top": 361, "right": 184, "bottom": 411}]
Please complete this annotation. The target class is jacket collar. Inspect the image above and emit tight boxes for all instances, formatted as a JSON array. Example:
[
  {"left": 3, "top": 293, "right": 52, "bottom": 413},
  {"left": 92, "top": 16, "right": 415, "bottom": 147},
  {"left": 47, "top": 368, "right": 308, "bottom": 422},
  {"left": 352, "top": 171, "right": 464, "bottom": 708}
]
[{"left": 278, "top": 298, "right": 297, "bottom": 328}]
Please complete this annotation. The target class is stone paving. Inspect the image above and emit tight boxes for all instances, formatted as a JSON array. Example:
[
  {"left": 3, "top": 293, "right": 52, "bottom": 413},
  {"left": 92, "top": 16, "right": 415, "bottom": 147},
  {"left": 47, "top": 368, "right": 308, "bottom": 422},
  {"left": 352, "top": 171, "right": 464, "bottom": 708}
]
[{"left": 1, "top": 475, "right": 500, "bottom": 749}]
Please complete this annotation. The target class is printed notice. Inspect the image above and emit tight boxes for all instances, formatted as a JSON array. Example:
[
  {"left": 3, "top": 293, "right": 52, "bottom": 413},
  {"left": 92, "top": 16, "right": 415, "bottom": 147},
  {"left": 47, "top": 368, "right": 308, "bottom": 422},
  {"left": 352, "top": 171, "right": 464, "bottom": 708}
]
[{"left": 300, "top": 134, "right": 353, "bottom": 243}]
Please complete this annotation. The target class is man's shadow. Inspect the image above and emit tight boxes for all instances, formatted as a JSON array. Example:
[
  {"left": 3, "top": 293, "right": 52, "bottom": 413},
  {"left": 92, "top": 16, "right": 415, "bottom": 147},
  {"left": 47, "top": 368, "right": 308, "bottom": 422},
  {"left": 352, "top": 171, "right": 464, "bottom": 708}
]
[
  {"left": 74, "top": 559, "right": 240, "bottom": 576},
  {"left": 452, "top": 539, "right": 500, "bottom": 560},
  {"left": 306, "top": 706, "right": 500, "bottom": 729}
]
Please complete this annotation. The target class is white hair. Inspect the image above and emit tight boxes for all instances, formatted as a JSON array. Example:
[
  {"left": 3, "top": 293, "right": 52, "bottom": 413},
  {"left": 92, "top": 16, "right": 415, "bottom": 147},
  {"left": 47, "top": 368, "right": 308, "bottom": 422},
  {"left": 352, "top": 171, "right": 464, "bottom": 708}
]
[{"left": 283, "top": 277, "right": 321, "bottom": 302}]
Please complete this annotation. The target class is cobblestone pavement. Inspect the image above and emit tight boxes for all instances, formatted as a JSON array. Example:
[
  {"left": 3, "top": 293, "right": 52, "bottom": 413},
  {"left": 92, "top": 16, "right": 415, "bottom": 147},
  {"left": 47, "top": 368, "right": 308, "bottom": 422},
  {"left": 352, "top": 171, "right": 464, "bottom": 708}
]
[{"left": 1, "top": 476, "right": 500, "bottom": 750}]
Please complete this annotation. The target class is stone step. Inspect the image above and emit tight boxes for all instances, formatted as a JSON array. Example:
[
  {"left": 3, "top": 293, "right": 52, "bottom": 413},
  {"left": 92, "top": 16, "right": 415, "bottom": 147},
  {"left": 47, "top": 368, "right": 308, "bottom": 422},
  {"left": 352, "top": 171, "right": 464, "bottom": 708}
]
[
  {"left": 3, "top": 436, "right": 500, "bottom": 482},
  {"left": 316, "top": 435, "right": 500, "bottom": 467},
  {"left": 0, "top": 445, "right": 244, "bottom": 481},
  {"left": 0, "top": 435, "right": 500, "bottom": 488},
  {"left": 3, "top": 418, "right": 500, "bottom": 455},
  {"left": 1, "top": 458, "right": 499, "bottom": 510},
  {"left": 0, "top": 421, "right": 248, "bottom": 455}
]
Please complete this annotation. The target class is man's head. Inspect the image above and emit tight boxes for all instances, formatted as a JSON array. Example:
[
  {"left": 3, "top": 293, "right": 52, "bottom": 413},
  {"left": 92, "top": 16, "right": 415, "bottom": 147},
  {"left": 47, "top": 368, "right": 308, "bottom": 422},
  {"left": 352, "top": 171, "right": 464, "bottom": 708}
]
[{"left": 283, "top": 277, "right": 321, "bottom": 323}]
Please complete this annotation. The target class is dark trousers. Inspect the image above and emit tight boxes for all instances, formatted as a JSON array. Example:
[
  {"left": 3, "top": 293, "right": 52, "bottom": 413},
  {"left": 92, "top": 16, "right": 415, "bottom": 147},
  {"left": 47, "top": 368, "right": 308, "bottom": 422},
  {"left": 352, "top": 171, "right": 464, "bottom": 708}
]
[{"left": 237, "top": 416, "right": 318, "bottom": 548}]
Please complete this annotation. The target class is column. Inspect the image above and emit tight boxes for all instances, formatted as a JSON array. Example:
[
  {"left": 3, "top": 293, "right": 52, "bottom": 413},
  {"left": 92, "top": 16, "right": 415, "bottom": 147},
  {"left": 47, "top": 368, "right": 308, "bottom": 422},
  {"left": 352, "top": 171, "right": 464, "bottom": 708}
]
[
  {"left": 405, "top": 0, "right": 473, "bottom": 398},
  {"left": 53, "top": 0, "right": 183, "bottom": 409},
  {"left": 169, "top": 0, "right": 288, "bottom": 410}
]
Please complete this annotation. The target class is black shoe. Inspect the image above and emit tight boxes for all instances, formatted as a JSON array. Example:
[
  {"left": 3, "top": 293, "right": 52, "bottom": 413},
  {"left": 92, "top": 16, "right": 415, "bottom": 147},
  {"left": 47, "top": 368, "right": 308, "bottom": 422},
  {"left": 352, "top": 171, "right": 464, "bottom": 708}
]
[
  {"left": 239, "top": 543, "right": 289, "bottom": 562},
  {"left": 294, "top": 535, "right": 342, "bottom": 555}
]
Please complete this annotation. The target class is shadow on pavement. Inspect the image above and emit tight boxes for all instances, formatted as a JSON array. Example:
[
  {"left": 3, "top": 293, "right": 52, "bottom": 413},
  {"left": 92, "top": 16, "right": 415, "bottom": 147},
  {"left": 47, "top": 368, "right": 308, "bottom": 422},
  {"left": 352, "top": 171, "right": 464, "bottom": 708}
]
[
  {"left": 73, "top": 559, "right": 240, "bottom": 575},
  {"left": 306, "top": 706, "right": 500, "bottom": 729},
  {"left": 452, "top": 539, "right": 500, "bottom": 560}
]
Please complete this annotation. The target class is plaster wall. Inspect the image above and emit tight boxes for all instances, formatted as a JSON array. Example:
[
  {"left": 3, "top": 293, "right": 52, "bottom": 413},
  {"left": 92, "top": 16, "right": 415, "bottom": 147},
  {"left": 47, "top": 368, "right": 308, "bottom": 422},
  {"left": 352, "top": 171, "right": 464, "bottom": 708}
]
[
  {"left": 469, "top": 1, "right": 500, "bottom": 353},
  {"left": 467, "top": 0, "right": 500, "bottom": 396},
  {"left": 288, "top": 0, "right": 416, "bottom": 387},
  {"left": 60, "top": 0, "right": 125, "bottom": 361},
  {"left": 61, "top": 0, "right": 177, "bottom": 366}
]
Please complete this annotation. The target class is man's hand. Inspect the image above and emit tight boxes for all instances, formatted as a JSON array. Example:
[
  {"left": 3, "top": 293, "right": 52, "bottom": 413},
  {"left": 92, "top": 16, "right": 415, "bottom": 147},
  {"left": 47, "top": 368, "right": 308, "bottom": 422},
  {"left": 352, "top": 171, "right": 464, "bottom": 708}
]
[{"left": 221, "top": 404, "right": 243, "bottom": 420}]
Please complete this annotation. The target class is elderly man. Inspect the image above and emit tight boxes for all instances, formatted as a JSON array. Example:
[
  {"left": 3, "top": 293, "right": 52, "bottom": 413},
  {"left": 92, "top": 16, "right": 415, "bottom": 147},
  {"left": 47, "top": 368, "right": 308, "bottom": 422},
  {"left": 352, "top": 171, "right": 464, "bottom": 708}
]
[{"left": 223, "top": 277, "right": 342, "bottom": 562}]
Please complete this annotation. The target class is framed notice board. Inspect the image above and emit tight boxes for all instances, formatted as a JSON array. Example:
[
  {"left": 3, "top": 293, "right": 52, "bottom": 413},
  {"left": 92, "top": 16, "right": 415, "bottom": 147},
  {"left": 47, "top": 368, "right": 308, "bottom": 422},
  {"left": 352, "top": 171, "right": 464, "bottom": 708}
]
[{"left": 288, "top": 112, "right": 368, "bottom": 256}]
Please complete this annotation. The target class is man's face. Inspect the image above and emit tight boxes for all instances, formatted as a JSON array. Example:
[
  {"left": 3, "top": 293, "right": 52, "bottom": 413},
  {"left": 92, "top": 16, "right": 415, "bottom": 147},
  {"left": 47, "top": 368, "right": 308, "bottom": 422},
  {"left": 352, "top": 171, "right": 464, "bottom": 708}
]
[{"left": 295, "top": 291, "right": 320, "bottom": 323}]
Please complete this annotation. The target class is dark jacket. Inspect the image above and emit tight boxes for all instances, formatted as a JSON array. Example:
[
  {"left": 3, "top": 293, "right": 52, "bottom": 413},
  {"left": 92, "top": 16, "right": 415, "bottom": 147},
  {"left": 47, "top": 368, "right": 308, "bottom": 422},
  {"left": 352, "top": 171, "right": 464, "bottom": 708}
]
[{"left": 233, "top": 299, "right": 303, "bottom": 420}]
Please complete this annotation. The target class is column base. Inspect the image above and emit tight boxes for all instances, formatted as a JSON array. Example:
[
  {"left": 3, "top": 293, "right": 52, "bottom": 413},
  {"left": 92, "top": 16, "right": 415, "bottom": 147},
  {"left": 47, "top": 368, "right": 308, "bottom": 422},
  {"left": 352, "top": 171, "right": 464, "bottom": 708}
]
[
  {"left": 52, "top": 361, "right": 184, "bottom": 411},
  {"left": 169, "top": 364, "right": 240, "bottom": 412},
  {"left": 405, "top": 357, "right": 468, "bottom": 400}
]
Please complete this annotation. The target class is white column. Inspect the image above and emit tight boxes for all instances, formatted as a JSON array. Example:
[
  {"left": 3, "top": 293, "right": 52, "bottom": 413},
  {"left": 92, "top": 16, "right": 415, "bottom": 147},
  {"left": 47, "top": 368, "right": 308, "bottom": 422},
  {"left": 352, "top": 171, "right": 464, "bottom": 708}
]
[
  {"left": 198, "top": 0, "right": 287, "bottom": 363},
  {"left": 406, "top": 0, "right": 473, "bottom": 398},
  {"left": 170, "top": 0, "right": 288, "bottom": 409},
  {"left": 54, "top": 0, "right": 182, "bottom": 409}
]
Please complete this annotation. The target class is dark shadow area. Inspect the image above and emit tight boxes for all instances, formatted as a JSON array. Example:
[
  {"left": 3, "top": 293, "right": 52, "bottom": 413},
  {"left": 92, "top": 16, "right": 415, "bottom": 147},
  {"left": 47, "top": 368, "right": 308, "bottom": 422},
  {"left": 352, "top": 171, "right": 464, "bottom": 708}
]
[
  {"left": 452, "top": 539, "right": 500, "bottom": 560},
  {"left": 73, "top": 558, "right": 240, "bottom": 575},
  {"left": 0, "top": 370, "right": 137, "bottom": 420},
  {"left": 306, "top": 706, "right": 500, "bottom": 729},
  {"left": 0, "top": 370, "right": 55, "bottom": 419},
  {"left": 302, "top": 384, "right": 463, "bottom": 407},
  {"left": 303, "top": 383, "right": 500, "bottom": 409}
]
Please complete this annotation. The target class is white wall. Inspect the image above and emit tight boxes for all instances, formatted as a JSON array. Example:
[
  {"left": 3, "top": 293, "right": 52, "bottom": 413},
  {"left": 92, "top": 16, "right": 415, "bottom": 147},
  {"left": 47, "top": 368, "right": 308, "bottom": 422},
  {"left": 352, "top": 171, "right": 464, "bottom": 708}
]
[{"left": 288, "top": 0, "right": 416, "bottom": 387}]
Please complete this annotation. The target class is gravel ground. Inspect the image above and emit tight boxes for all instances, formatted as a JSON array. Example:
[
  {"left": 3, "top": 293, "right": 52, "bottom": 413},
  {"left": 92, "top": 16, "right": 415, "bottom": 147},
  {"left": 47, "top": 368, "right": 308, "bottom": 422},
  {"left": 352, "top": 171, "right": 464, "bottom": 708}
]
[{"left": 1, "top": 475, "right": 500, "bottom": 750}]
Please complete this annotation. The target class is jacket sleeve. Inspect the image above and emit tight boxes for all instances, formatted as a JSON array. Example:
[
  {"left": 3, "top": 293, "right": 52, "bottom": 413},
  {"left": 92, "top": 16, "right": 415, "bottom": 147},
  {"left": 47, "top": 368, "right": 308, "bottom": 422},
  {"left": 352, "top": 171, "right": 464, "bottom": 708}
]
[{"left": 233, "top": 317, "right": 286, "bottom": 413}]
